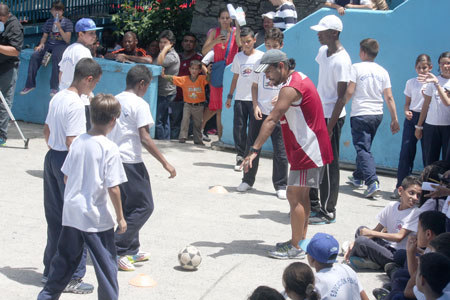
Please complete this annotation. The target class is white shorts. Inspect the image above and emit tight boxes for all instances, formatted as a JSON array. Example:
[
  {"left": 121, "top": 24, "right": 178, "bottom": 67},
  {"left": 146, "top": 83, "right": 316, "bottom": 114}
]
[{"left": 287, "top": 167, "right": 323, "bottom": 188}]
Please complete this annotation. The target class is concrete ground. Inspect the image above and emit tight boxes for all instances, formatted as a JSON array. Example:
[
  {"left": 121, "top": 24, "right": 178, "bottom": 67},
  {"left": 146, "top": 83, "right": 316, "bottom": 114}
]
[{"left": 0, "top": 122, "right": 398, "bottom": 300}]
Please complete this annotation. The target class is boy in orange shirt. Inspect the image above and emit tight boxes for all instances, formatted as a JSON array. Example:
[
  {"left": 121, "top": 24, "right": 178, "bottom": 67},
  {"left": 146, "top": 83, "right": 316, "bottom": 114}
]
[{"left": 162, "top": 60, "right": 208, "bottom": 144}]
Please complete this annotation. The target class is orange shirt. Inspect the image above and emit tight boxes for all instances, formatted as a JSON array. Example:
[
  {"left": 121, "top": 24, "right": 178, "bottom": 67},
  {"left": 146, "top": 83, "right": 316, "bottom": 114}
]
[{"left": 172, "top": 75, "right": 208, "bottom": 104}]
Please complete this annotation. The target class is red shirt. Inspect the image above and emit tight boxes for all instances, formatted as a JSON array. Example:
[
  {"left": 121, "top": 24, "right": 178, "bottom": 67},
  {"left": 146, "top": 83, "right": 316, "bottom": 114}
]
[
  {"left": 280, "top": 71, "right": 333, "bottom": 170},
  {"left": 111, "top": 47, "right": 148, "bottom": 57}
]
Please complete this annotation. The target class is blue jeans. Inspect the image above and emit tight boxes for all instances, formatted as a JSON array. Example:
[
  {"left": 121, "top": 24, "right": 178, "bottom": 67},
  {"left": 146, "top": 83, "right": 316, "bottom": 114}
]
[
  {"left": 155, "top": 94, "right": 176, "bottom": 140},
  {"left": 351, "top": 115, "right": 383, "bottom": 186},
  {"left": 0, "top": 66, "right": 19, "bottom": 140},
  {"left": 25, "top": 43, "right": 68, "bottom": 90},
  {"left": 169, "top": 101, "right": 184, "bottom": 139},
  {"left": 396, "top": 111, "right": 424, "bottom": 188}
]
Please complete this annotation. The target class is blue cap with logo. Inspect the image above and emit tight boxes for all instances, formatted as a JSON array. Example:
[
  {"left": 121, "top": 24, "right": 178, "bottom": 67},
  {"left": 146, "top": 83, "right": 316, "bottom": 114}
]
[
  {"left": 75, "top": 18, "right": 103, "bottom": 32},
  {"left": 300, "top": 232, "right": 339, "bottom": 264}
]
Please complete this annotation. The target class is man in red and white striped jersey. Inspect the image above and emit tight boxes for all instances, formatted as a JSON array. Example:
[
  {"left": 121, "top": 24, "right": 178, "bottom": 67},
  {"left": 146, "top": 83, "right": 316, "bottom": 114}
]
[{"left": 243, "top": 49, "right": 333, "bottom": 259}]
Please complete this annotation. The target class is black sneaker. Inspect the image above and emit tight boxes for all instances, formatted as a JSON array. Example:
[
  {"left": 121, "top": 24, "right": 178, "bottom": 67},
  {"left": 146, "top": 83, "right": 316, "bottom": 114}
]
[
  {"left": 202, "top": 131, "right": 211, "bottom": 142},
  {"left": 63, "top": 278, "right": 94, "bottom": 294},
  {"left": 309, "top": 211, "right": 336, "bottom": 225},
  {"left": 373, "top": 288, "right": 389, "bottom": 300},
  {"left": 384, "top": 262, "right": 401, "bottom": 279}
]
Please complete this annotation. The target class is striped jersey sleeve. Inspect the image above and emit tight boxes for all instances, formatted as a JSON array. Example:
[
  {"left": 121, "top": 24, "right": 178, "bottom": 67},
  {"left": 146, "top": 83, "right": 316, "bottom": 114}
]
[{"left": 273, "top": 3, "right": 298, "bottom": 30}]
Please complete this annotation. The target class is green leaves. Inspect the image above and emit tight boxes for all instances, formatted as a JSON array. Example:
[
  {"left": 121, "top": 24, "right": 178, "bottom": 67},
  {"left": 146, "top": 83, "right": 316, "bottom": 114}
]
[{"left": 111, "top": 0, "right": 195, "bottom": 48}]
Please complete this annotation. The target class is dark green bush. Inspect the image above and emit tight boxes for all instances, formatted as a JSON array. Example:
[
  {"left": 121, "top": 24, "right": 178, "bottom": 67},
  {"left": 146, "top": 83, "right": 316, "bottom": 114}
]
[{"left": 111, "top": 0, "right": 195, "bottom": 48}]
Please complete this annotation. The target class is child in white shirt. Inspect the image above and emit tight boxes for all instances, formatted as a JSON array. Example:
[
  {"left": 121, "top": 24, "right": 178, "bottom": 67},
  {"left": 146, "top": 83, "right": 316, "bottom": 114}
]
[
  {"left": 344, "top": 38, "right": 400, "bottom": 198},
  {"left": 107, "top": 65, "right": 176, "bottom": 271},
  {"left": 41, "top": 57, "right": 102, "bottom": 293},
  {"left": 226, "top": 27, "right": 264, "bottom": 170},
  {"left": 302, "top": 232, "right": 370, "bottom": 300},
  {"left": 38, "top": 94, "right": 127, "bottom": 300},
  {"left": 345, "top": 176, "right": 421, "bottom": 270}
]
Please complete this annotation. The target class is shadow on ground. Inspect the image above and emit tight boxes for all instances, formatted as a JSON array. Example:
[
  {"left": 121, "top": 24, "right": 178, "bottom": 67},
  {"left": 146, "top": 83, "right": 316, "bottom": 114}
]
[
  {"left": 0, "top": 266, "right": 43, "bottom": 287},
  {"left": 26, "top": 170, "right": 44, "bottom": 179},
  {"left": 192, "top": 240, "right": 273, "bottom": 258},
  {"left": 240, "top": 210, "right": 290, "bottom": 225},
  {"left": 195, "top": 162, "right": 234, "bottom": 170}
]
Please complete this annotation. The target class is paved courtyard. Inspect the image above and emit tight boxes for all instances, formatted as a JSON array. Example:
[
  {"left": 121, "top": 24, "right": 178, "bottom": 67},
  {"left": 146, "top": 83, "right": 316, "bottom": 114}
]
[{"left": 0, "top": 122, "right": 399, "bottom": 299}]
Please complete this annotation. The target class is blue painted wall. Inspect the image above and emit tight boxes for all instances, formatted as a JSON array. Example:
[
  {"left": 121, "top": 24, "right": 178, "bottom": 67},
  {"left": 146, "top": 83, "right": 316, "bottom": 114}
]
[
  {"left": 221, "top": 0, "right": 450, "bottom": 171},
  {"left": 11, "top": 49, "right": 161, "bottom": 137}
]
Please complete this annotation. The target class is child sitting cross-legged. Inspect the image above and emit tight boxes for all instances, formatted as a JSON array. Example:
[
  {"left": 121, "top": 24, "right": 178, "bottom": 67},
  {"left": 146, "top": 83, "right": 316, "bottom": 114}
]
[{"left": 344, "top": 176, "right": 422, "bottom": 271}]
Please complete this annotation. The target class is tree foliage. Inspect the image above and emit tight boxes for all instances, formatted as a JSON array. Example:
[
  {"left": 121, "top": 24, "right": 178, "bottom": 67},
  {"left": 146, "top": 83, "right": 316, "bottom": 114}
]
[{"left": 111, "top": 0, "right": 195, "bottom": 48}]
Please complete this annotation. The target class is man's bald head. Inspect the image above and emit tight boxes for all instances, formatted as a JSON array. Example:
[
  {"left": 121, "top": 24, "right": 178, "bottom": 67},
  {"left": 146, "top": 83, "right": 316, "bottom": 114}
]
[
  {"left": 124, "top": 31, "right": 137, "bottom": 41},
  {"left": 122, "top": 31, "right": 138, "bottom": 53}
]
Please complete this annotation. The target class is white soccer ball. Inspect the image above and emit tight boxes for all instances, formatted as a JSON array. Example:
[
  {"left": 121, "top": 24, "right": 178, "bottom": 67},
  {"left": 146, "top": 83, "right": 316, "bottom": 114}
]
[{"left": 178, "top": 245, "right": 202, "bottom": 270}]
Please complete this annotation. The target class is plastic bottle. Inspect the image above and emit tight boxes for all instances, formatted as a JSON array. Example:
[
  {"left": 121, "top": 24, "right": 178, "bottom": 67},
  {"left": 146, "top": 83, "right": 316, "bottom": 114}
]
[{"left": 52, "top": 13, "right": 59, "bottom": 33}]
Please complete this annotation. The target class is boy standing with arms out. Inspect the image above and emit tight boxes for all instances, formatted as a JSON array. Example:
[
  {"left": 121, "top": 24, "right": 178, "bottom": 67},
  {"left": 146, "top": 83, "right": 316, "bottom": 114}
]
[
  {"left": 309, "top": 15, "right": 352, "bottom": 224},
  {"left": 38, "top": 94, "right": 127, "bottom": 300},
  {"left": 334, "top": 38, "right": 399, "bottom": 197},
  {"left": 344, "top": 176, "right": 421, "bottom": 270},
  {"left": 226, "top": 27, "right": 264, "bottom": 171},
  {"left": 42, "top": 58, "right": 101, "bottom": 293},
  {"left": 303, "top": 232, "right": 370, "bottom": 300},
  {"left": 108, "top": 65, "right": 176, "bottom": 271},
  {"left": 237, "top": 28, "right": 288, "bottom": 199},
  {"left": 162, "top": 60, "right": 208, "bottom": 145}
]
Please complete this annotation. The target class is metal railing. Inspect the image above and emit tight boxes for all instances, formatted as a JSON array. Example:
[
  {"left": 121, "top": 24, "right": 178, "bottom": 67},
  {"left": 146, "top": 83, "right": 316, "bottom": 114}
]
[{"left": 6, "top": 0, "right": 194, "bottom": 24}]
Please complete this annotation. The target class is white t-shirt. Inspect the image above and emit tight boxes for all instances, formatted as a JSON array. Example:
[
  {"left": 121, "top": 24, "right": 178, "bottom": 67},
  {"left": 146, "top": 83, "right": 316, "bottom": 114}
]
[
  {"left": 251, "top": 58, "right": 281, "bottom": 115},
  {"left": 403, "top": 198, "right": 445, "bottom": 232},
  {"left": 404, "top": 77, "right": 426, "bottom": 112},
  {"left": 326, "top": 0, "right": 373, "bottom": 5},
  {"left": 107, "top": 91, "right": 154, "bottom": 163},
  {"left": 61, "top": 134, "right": 127, "bottom": 232},
  {"left": 231, "top": 50, "right": 264, "bottom": 101},
  {"left": 315, "top": 264, "right": 363, "bottom": 300},
  {"left": 316, "top": 46, "right": 352, "bottom": 118},
  {"left": 45, "top": 89, "right": 86, "bottom": 151},
  {"left": 59, "top": 42, "right": 92, "bottom": 104},
  {"left": 350, "top": 61, "right": 391, "bottom": 117},
  {"left": 202, "top": 50, "right": 214, "bottom": 66},
  {"left": 423, "top": 76, "right": 450, "bottom": 126},
  {"left": 376, "top": 201, "right": 416, "bottom": 249}
]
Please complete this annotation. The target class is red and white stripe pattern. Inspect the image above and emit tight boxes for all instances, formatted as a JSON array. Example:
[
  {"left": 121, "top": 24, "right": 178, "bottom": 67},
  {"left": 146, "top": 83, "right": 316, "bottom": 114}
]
[{"left": 280, "top": 72, "right": 333, "bottom": 170}]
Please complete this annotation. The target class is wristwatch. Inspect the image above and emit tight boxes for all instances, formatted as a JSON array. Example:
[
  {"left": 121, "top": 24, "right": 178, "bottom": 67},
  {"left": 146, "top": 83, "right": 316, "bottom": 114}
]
[
  {"left": 415, "top": 125, "right": 423, "bottom": 130},
  {"left": 250, "top": 146, "right": 261, "bottom": 155}
]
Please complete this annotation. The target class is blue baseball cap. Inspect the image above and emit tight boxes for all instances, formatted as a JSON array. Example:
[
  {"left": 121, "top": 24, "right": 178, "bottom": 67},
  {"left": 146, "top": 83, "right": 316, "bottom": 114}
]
[
  {"left": 300, "top": 232, "right": 339, "bottom": 264},
  {"left": 75, "top": 18, "right": 103, "bottom": 32}
]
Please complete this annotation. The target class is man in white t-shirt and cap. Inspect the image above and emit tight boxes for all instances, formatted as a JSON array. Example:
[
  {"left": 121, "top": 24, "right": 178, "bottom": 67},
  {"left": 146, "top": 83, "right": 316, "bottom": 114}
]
[
  {"left": 254, "top": 11, "right": 275, "bottom": 48},
  {"left": 59, "top": 18, "right": 102, "bottom": 130},
  {"left": 309, "top": 15, "right": 351, "bottom": 225}
]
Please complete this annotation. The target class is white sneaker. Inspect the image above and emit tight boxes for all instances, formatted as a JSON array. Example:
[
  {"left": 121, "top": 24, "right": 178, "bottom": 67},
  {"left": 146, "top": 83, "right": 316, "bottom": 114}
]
[
  {"left": 276, "top": 189, "right": 287, "bottom": 199},
  {"left": 237, "top": 182, "right": 252, "bottom": 192}
]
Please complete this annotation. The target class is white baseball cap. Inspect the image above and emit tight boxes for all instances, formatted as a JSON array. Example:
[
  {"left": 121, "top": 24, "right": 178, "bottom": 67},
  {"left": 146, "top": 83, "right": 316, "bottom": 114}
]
[
  {"left": 261, "top": 11, "right": 275, "bottom": 20},
  {"left": 310, "top": 15, "right": 343, "bottom": 32}
]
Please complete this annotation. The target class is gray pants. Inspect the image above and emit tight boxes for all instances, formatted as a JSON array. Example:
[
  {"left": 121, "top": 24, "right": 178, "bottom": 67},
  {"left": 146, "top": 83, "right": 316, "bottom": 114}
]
[
  {"left": 179, "top": 102, "right": 204, "bottom": 143},
  {"left": 0, "top": 66, "right": 19, "bottom": 141}
]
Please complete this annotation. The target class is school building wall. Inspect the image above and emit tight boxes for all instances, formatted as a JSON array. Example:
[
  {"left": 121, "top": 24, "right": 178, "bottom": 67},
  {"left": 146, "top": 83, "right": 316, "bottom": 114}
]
[{"left": 221, "top": 0, "right": 450, "bottom": 171}]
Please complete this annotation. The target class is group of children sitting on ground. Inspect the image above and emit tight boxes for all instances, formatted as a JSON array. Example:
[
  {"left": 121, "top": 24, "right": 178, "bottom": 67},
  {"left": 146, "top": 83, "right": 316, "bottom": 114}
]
[{"left": 247, "top": 159, "right": 450, "bottom": 300}]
